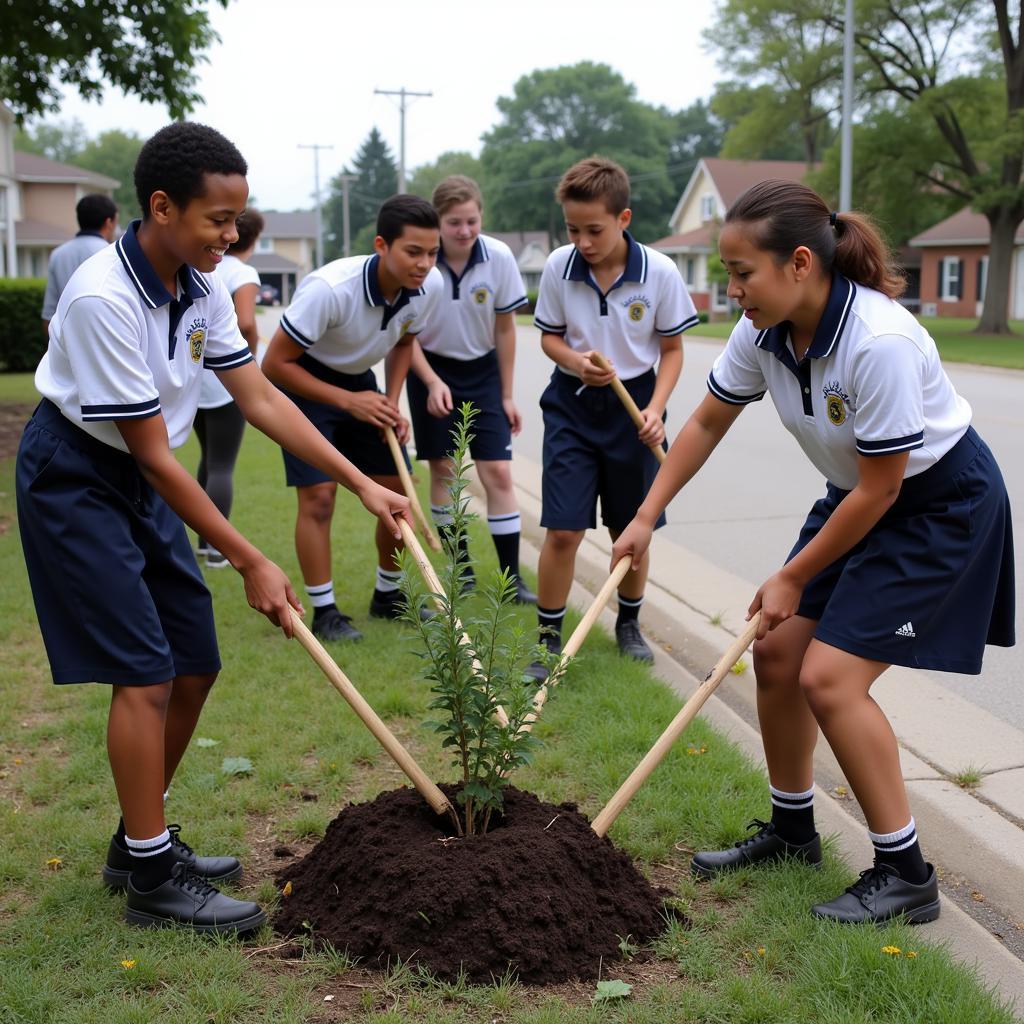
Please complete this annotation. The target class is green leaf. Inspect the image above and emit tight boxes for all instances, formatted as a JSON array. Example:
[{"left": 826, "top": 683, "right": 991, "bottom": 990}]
[
  {"left": 194, "top": 737, "right": 219, "bottom": 748},
  {"left": 220, "top": 756, "right": 254, "bottom": 776},
  {"left": 592, "top": 979, "right": 632, "bottom": 1003}
]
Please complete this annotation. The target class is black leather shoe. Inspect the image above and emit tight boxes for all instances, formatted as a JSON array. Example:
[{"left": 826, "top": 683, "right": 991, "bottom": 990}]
[
  {"left": 524, "top": 637, "right": 562, "bottom": 682},
  {"left": 615, "top": 620, "right": 654, "bottom": 663},
  {"left": 513, "top": 577, "right": 538, "bottom": 605},
  {"left": 691, "top": 819, "right": 823, "bottom": 878},
  {"left": 811, "top": 863, "right": 940, "bottom": 924},
  {"left": 369, "top": 593, "right": 433, "bottom": 621},
  {"left": 102, "top": 824, "right": 242, "bottom": 891},
  {"left": 312, "top": 608, "right": 363, "bottom": 643},
  {"left": 125, "top": 862, "right": 266, "bottom": 934}
]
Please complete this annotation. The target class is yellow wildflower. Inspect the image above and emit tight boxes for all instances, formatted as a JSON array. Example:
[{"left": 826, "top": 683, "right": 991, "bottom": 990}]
[
  {"left": 906, "top": 951, "right": 918, "bottom": 959},
  {"left": 881, "top": 945, "right": 902, "bottom": 956},
  {"left": 757, "top": 947, "right": 766, "bottom": 956},
  {"left": 121, "top": 959, "right": 136, "bottom": 970},
  {"left": 45, "top": 857, "right": 62, "bottom": 870}
]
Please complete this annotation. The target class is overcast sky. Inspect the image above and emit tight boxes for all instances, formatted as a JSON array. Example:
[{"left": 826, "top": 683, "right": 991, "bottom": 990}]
[{"left": 53, "top": 0, "right": 721, "bottom": 211}]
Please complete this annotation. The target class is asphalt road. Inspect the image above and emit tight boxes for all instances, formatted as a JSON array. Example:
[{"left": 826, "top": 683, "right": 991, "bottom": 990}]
[{"left": 509, "top": 326, "right": 1024, "bottom": 730}]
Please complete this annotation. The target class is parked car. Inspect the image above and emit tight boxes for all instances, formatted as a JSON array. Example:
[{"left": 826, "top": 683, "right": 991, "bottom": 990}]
[{"left": 256, "top": 283, "right": 280, "bottom": 306}]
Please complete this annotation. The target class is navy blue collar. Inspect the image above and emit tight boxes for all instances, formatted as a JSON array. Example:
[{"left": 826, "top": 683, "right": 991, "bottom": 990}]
[
  {"left": 754, "top": 274, "right": 856, "bottom": 366},
  {"left": 115, "top": 220, "right": 211, "bottom": 310},
  {"left": 437, "top": 236, "right": 488, "bottom": 275},
  {"left": 76, "top": 229, "right": 105, "bottom": 239},
  {"left": 563, "top": 230, "right": 648, "bottom": 288},
  {"left": 361, "top": 253, "right": 426, "bottom": 329}
]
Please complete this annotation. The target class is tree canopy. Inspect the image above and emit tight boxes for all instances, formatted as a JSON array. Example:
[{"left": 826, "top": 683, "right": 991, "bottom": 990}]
[{"left": 1, "top": 0, "right": 228, "bottom": 122}]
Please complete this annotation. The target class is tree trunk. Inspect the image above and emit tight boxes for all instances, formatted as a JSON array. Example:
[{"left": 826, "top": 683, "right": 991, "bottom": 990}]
[{"left": 975, "top": 206, "right": 1023, "bottom": 335}]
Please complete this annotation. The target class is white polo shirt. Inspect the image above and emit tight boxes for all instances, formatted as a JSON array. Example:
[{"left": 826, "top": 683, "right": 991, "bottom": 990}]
[
  {"left": 280, "top": 255, "right": 443, "bottom": 375},
  {"left": 36, "top": 220, "right": 253, "bottom": 453},
  {"left": 416, "top": 235, "right": 528, "bottom": 360},
  {"left": 198, "top": 254, "right": 261, "bottom": 410},
  {"left": 708, "top": 276, "right": 971, "bottom": 490},
  {"left": 534, "top": 232, "right": 699, "bottom": 381}
]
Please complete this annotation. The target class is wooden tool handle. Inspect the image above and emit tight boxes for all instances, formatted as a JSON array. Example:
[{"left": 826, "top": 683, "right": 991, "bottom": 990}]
[
  {"left": 588, "top": 352, "right": 665, "bottom": 465},
  {"left": 289, "top": 609, "right": 453, "bottom": 818},
  {"left": 520, "top": 556, "right": 633, "bottom": 735},
  {"left": 591, "top": 613, "right": 760, "bottom": 837},
  {"left": 384, "top": 426, "right": 442, "bottom": 551}
]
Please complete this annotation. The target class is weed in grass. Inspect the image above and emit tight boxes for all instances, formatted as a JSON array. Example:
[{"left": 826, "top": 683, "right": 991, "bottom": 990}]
[
  {"left": 952, "top": 764, "right": 984, "bottom": 789},
  {"left": 286, "top": 806, "right": 327, "bottom": 840}
]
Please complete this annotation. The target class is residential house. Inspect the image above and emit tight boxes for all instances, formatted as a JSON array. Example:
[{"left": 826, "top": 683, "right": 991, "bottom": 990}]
[
  {"left": 0, "top": 103, "right": 15, "bottom": 277},
  {"left": 485, "top": 231, "right": 551, "bottom": 292},
  {"left": 652, "top": 158, "right": 814, "bottom": 314},
  {"left": 252, "top": 210, "right": 318, "bottom": 304},
  {"left": 909, "top": 208, "right": 1011, "bottom": 318}
]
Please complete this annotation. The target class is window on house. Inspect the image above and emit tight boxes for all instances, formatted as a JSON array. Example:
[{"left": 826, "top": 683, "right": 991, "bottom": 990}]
[
  {"left": 977, "top": 256, "right": 989, "bottom": 302},
  {"left": 940, "top": 255, "right": 963, "bottom": 302},
  {"left": 684, "top": 256, "right": 696, "bottom": 286},
  {"left": 700, "top": 194, "right": 716, "bottom": 221},
  {"left": 256, "top": 237, "right": 273, "bottom": 253},
  {"left": 712, "top": 281, "right": 730, "bottom": 311}
]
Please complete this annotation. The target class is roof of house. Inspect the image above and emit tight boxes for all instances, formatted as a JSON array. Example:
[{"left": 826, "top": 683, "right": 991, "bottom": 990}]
[
  {"left": 261, "top": 210, "right": 318, "bottom": 239},
  {"left": 15, "top": 218, "right": 74, "bottom": 246},
  {"left": 485, "top": 231, "right": 551, "bottom": 260},
  {"left": 14, "top": 151, "right": 119, "bottom": 190},
  {"left": 249, "top": 252, "right": 302, "bottom": 274},
  {"left": 651, "top": 224, "right": 715, "bottom": 253},
  {"left": 909, "top": 206, "right": 1024, "bottom": 247}
]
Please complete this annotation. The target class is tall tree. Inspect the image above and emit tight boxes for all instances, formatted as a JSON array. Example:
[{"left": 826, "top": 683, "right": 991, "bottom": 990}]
[
  {"left": 1, "top": 0, "right": 228, "bottom": 121},
  {"left": 406, "top": 151, "right": 488, "bottom": 203},
  {"left": 322, "top": 128, "right": 398, "bottom": 261},
  {"left": 76, "top": 130, "right": 147, "bottom": 221},
  {"left": 836, "top": 0, "right": 1023, "bottom": 333},
  {"left": 479, "top": 62, "right": 678, "bottom": 243},
  {"left": 667, "top": 100, "right": 727, "bottom": 196},
  {"left": 710, "top": 83, "right": 812, "bottom": 161},
  {"left": 704, "top": 0, "right": 845, "bottom": 164},
  {"left": 13, "top": 119, "right": 89, "bottom": 163}
]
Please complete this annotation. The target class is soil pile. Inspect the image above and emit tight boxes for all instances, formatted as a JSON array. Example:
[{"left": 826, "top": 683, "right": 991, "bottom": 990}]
[{"left": 273, "top": 785, "right": 671, "bottom": 983}]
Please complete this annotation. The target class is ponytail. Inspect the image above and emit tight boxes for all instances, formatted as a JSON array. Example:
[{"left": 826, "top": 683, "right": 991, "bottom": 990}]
[{"left": 725, "top": 180, "right": 906, "bottom": 299}]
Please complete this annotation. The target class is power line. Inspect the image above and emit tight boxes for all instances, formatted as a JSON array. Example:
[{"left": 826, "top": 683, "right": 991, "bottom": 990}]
[
  {"left": 374, "top": 87, "right": 432, "bottom": 192},
  {"left": 298, "top": 142, "right": 334, "bottom": 268}
]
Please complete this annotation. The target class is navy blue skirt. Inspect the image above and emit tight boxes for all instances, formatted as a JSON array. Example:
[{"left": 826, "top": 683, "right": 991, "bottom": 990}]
[{"left": 790, "top": 427, "right": 1015, "bottom": 673}]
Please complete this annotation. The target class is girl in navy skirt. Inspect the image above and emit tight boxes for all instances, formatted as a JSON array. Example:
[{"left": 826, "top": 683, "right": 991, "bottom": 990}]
[{"left": 612, "top": 180, "right": 1014, "bottom": 924}]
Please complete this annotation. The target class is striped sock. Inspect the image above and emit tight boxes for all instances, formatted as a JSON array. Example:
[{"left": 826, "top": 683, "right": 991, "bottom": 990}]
[
  {"left": 870, "top": 817, "right": 928, "bottom": 884},
  {"left": 375, "top": 566, "right": 402, "bottom": 596},
  {"left": 306, "top": 581, "right": 335, "bottom": 610},
  {"left": 537, "top": 605, "right": 565, "bottom": 648},
  {"left": 125, "top": 829, "right": 176, "bottom": 890},
  {"left": 616, "top": 594, "right": 643, "bottom": 626},
  {"left": 432, "top": 503, "right": 469, "bottom": 567},
  {"left": 488, "top": 512, "right": 521, "bottom": 578},
  {"left": 769, "top": 783, "right": 816, "bottom": 844}
]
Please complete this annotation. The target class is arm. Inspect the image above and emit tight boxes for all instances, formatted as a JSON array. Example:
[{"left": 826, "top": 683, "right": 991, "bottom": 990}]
[
  {"left": 540, "top": 332, "right": 616, "bottom": 387},
  {"left": 637, "top": 334, "right": 683, "bottom": 447},
  {"left": 409, "top": 340, "right": 453, "bottom": 418},
  {"left": 117, "top": 413, "right": 303, "bottom": 636},
  {"left": 749, "top": 451, "right": 908, "bottom": 637},
  {"left": 232, "top": 282, "right": 260, "bottom": 354},
  {"left": 384, "top": 335, "right": 414, "bottom": 444},
  {"left": 261, "top": 326, "right": 400, "bottom": 430},
  {"left": 494, "top": 311, "right": 521, "bottom": 434},
  {"left": 611, "top": 392, "right": 744, "bottom": 569}
]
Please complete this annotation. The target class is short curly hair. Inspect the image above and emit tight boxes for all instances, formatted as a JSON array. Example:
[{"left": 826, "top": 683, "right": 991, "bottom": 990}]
[
  {"left": 230, "top": 208, "right": 264, "bottom": 253},
  {"left": 135, "top": 122, "right": 248, "bottom": 218}
]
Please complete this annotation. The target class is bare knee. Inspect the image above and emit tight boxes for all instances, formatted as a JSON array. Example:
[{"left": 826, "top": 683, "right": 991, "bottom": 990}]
[
  {"left": 477, "top": 460, "right": 513, "bottom": 497},
  {"left": 113, "top": 680, "right": 173, "bottom": 715},
  {"left": 174, "top": 672, "right": 217, "bottom": 702},
  {"left": 798, "top": 663, "right": 842, "bottom": 718},
  {"left": 297, "top": 485, "right": 336, "bottom": 527},
  {"left": 753, "top": 631, "right": 800, "bottom": 689},
  {"left": 545, "top": 529, "right": 584, "bottom": 556}
]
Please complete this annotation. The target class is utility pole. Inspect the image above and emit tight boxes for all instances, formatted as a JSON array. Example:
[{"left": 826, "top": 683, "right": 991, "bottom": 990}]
[
  {"left": 374, "top": 86, "right": 432, "bottom": 192},
  {"left": 298, "top": 142, "right": 334, "bottom": 268},
  {"left": 839, "top": 0, "right": 855, "bottom": 211},
  {"left": 335, "top": 173, "right": 359, "bottom": 257}
]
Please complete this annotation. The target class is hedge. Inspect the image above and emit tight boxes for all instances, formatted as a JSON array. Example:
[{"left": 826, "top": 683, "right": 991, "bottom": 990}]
[{"left": 0, "top": 278, "right": 47, "bottom": 372}]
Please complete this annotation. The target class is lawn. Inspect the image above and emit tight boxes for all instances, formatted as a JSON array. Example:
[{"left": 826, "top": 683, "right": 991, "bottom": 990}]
[{"left": 0, "top": 372, "right": 1017, "bottom": 1023}]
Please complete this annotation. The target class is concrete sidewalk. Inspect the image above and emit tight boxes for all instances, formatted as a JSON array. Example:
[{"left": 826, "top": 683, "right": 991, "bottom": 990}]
[{"left": 495, "top": 452, "right": 1024, "bottom": 1011}]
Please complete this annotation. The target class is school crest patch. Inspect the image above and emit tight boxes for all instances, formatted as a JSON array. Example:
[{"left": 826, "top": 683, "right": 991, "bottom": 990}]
[
  {"left": 628, "top": 301, "right": 646, "bottom": 322},
  {"left": 822, "top": 379, "right": 851, "bottom": 426},
  {"left": 473, "top": 286, "right": 489, "bottom": 305},
  {"left": 186, "top": 317, "right": 208, "bottom": 363}
]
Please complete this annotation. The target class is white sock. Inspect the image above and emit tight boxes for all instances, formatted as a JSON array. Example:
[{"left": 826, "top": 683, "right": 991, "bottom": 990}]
[
  {"left": 124, "top": 829, "right": 172, "bottom": 859},
  {"left": 375, "top": 567, "right": 402, "bottom": 594},
  {"left": 431, "top": 503, "right": 454, "bottom": 528},
  {"left": 487, "top": 512, "right": 520, "bottom": 535},
  {"left": 306, "top": 581, "right": 335, "bottom": 609}
]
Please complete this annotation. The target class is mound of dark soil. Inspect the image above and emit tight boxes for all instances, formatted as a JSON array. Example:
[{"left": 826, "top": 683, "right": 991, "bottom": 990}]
[{"left": 273, "top": 785, "right": 672, "bottom": 983}]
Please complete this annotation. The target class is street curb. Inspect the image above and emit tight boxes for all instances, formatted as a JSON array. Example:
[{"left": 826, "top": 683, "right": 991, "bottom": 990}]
[{"left": 483, "top": 461, "right": 1024, "bottom": 1011}]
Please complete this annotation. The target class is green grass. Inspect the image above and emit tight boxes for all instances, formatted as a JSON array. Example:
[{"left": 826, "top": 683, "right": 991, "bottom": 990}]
[
  {"left": 688, "top": 315, "right": 1024, "bottom": 369},
  {"left": 0, "top": 374, "right": 1017, "bottom": 1022}
]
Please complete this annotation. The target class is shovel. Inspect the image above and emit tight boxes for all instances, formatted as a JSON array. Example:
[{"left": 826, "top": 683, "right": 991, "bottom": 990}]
[
  {"left": 588, "top": 351, "right": 665, "bottom": 465},
  {"left": 384, "top": 425, "right": 442, "bottom": 551}
]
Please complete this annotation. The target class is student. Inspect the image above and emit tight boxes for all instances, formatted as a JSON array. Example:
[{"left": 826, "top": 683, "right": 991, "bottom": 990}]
[
  {"left": 16, "top": 122, "right": 409, "bottom": 934},
  {"left": 528, "top": 157, "right": 698, "bottom": 678},
  {"left": 612, "top": 180, "right": 1014, "bottom": 924},
  {"left": 42, "top": 193, "right": 119, "bottom": 333},
  {"left": 407, "top": 175, "right": 536, "bottom": 603},
  {"left": 194, "top": 208, "right": 265, "bottom": 568},
  {"left": 261, "top": 195, "right": 443, "bottom": 643}
]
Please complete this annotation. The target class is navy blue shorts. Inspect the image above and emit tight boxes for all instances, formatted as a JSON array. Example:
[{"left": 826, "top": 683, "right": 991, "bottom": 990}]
[
  {"left": 540, "top": 368, "right": 667, "bottom": 533},
  {"left": 16, "top": 400, "right": 221, "bottom": 686},
  {"left": 280, "top": 355, "right": 407, "bottom": 486},
  {"left": 407, "top": 349, "right": 511, "bottom": 461},
  {"left": 790, "top": 427, "right": 1015, "bottom": 673}
]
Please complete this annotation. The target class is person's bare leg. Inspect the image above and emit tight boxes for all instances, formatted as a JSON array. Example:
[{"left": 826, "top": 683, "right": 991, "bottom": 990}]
[
  {"left": 799, "top": 640, "right": 908, "bottom": 833},
  {"left": 476, "top": 460, "right": 517, "bottom": 517},
  {"left": 294, "top": 482, "right": 337, "bottom": 586},
  {"left": 108, "top": 682, "right": 172, "bottom": 839},
  {"left": 753, "top": 616, "right": 820, "bottom": 792},
  {"left": 537, "top": 529, "right": 585, "bottom": 609},
  {"left": 163, "top": 673, "right": 218, "bottom": 788},
  {"left": 428, "top": 458, "right": 455, "bottom": 508}
]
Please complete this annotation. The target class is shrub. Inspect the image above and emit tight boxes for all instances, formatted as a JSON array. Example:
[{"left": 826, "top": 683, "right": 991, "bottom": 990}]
[{"left": 0, "top": 279, "right": 47, "bottom": 372}]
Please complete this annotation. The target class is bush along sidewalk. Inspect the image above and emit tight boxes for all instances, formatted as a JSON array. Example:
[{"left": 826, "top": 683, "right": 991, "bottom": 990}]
[{"left": 0, "top": 381, "right": 1018, "bottom": 1021}]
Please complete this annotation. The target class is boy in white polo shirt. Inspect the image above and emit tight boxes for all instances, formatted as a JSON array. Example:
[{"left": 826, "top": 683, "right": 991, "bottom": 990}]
[
  {"left": 16, "top": 123, "right": 409, "bottom": 934},
  {"left": 529, "top": 157, "right": 698, "bottom": 678},
  {"left": 262, "top": 195, "right": 443, "bottom": 642},
  {"left": 407, "top": 175, "right": 535, "bottom": 603}
]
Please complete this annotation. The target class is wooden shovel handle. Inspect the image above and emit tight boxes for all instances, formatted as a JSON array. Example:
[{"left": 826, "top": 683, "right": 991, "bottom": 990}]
[
  {"left": 384, "top": 426, "right": 442, "bottom": 551},
  {"left": 591, "top": 613, "right": 761, "bottom": 837},
  {"left": 289, "top": 609, "right": 453, "bottom": 819},
  {"left": 588, "top": 351, "right": 665, "bottom": 464}
]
